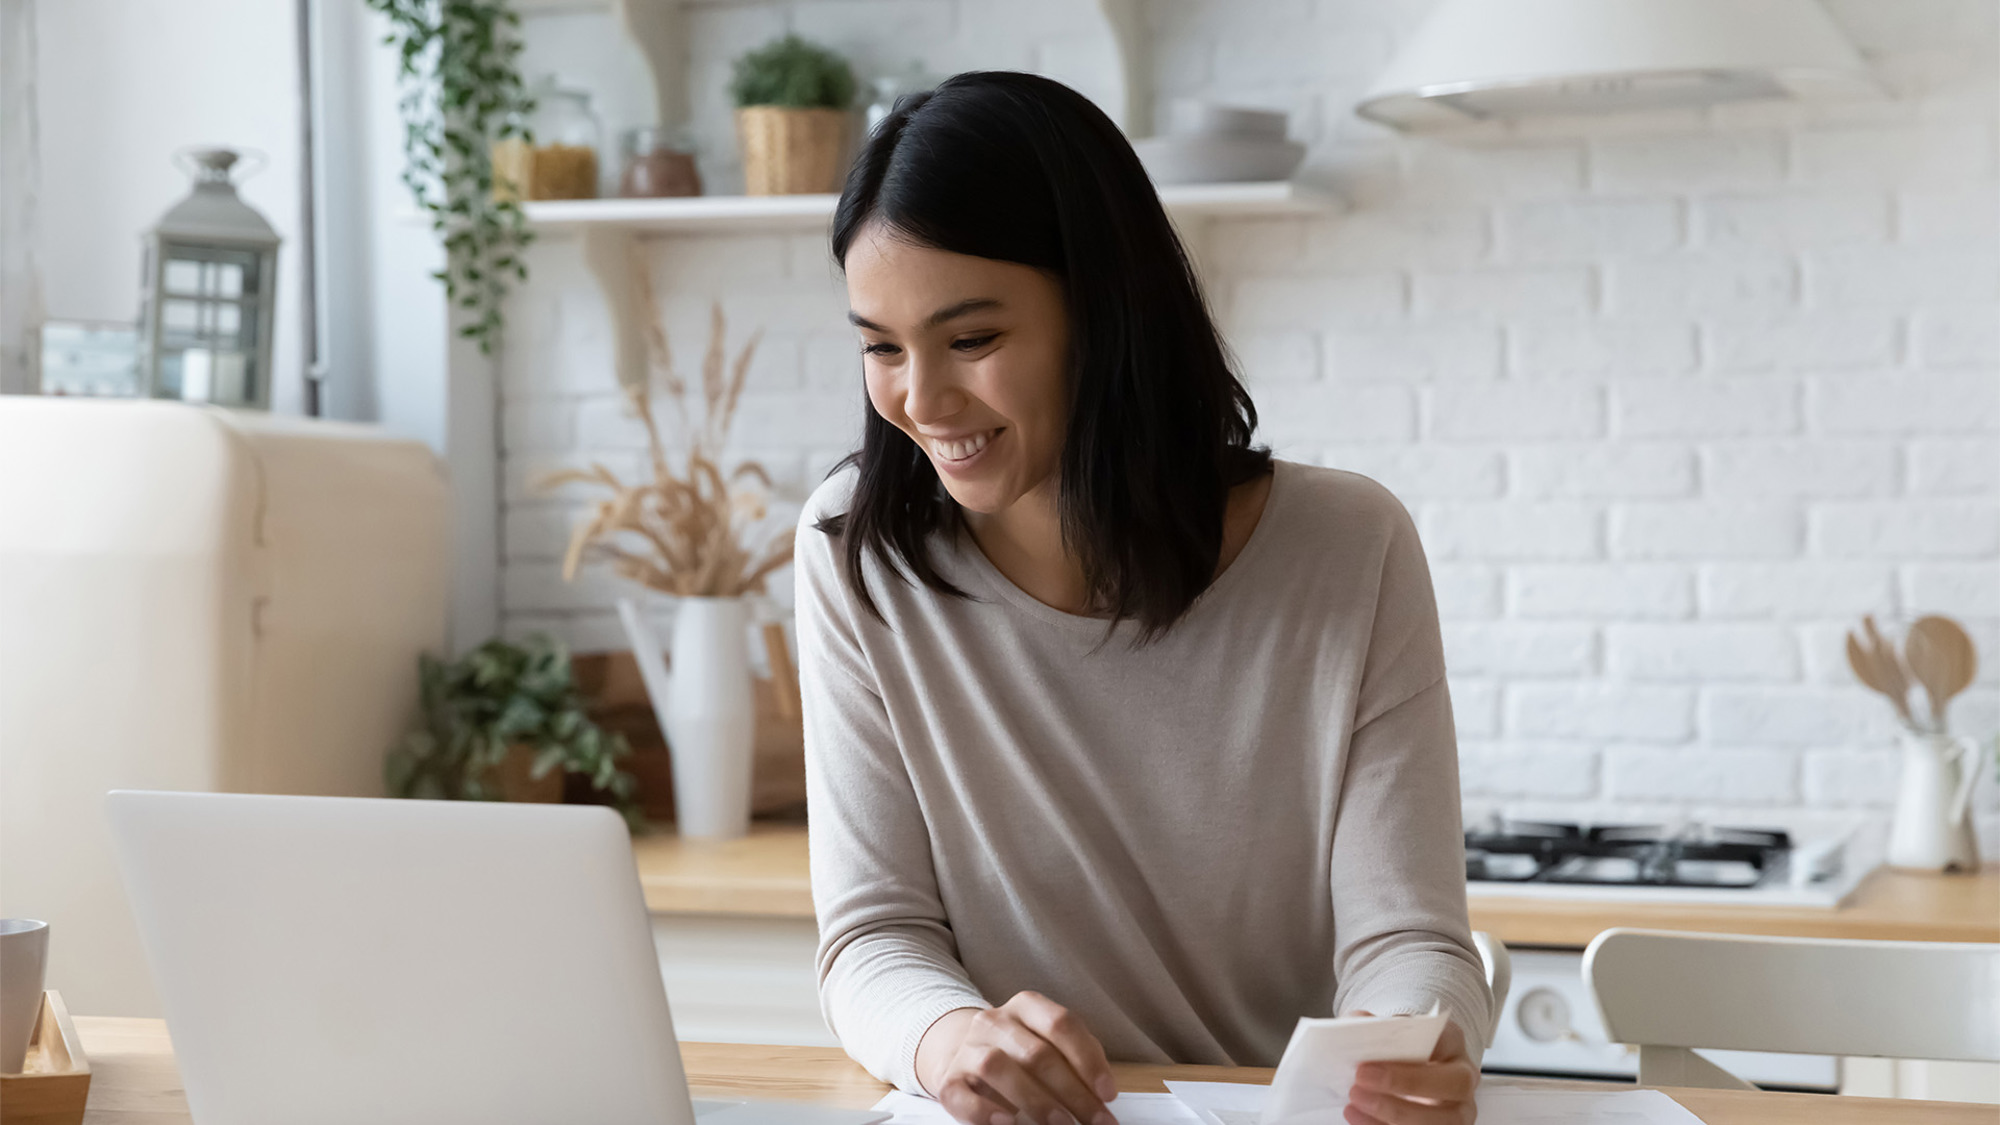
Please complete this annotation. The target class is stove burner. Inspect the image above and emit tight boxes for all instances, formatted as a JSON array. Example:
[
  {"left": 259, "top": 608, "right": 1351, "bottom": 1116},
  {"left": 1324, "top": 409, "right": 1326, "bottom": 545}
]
[{"left": 1465, "top": 818, "right": 1799, "bottom": 890}]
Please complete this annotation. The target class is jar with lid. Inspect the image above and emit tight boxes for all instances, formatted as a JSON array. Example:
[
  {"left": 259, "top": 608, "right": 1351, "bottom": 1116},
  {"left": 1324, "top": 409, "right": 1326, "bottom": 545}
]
[
  {"left": 618, "top": 126, "right": 703, "bottom": 198},
  {"left": 492, "top": 82, "right": 602, "bottom": 201}
]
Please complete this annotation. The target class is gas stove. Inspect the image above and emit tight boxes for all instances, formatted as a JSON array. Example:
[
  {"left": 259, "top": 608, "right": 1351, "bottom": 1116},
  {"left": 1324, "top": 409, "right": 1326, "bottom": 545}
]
[{"left": 1464, "top": 818, "right": 1866, "bottom": 907}]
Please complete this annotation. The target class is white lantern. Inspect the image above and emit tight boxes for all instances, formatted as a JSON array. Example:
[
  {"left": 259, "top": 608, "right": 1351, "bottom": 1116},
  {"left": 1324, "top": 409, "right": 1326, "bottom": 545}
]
[{"left": 138, "top": 148, "right": 280, "bottom": 409}]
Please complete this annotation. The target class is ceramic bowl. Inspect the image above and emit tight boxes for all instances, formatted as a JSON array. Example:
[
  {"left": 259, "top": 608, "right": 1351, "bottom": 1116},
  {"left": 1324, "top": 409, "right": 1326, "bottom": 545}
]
[{"left": 1164, "top": 100, "right": 1290, "bottom": 139}]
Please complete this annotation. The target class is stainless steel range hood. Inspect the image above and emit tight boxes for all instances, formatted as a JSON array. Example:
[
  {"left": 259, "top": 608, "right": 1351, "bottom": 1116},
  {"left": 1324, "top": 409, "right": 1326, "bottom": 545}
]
[{"left": 1358, "top": 0, "right": 1875, "bottom": 130}]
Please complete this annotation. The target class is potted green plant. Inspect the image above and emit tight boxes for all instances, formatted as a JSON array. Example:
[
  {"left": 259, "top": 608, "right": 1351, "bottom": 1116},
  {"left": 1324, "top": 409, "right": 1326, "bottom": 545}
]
[
  {"left": 364, "top": 0, "right": 535, "bottom": 354},
  {"left": 386, "top": 634, "right": 643, "bottom": 829},
  {"left": 728, "top": 33, "right": 857, "bottom": 195}
]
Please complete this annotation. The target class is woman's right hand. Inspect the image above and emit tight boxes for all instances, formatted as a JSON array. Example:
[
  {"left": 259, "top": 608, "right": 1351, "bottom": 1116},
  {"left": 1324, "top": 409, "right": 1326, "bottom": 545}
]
[{"left": 915, "top": 992, "right": 1120, "bottom": 1125}]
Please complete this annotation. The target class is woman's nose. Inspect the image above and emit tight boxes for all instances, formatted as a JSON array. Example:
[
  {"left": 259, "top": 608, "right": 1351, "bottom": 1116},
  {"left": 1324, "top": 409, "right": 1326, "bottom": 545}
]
[{"left": 901, "top": 352, "right": 966, "bottom": 426}]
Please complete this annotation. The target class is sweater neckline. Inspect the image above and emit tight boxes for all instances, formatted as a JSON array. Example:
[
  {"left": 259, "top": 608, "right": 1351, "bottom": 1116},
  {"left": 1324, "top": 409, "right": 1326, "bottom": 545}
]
[{"left": 953, "top": 459, "right": 1293, "bottom": 636}]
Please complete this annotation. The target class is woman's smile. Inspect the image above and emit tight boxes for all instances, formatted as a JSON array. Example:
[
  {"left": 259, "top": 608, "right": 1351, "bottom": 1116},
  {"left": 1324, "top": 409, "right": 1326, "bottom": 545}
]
[{"left": 924, "top": 427, "right": 1004, "bottom": 469}]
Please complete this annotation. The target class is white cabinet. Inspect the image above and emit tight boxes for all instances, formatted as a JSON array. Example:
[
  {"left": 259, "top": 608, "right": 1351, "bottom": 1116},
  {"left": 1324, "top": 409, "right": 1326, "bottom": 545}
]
[
  {"left": 1842, "top": 1058, "right": 2000, "bottom": 1103},
  {"left": 651, "top": 913, "right": 834, "bottom": 1047}
]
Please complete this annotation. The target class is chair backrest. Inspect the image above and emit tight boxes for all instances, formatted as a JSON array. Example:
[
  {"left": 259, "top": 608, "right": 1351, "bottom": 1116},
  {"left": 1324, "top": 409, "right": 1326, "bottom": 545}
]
[
  {"left": 1471, "top": 931, "right": 1511, "bottom": 1045},
  {"left": 1584, "top": 928, "right": 2000, "bottom": 1089}
]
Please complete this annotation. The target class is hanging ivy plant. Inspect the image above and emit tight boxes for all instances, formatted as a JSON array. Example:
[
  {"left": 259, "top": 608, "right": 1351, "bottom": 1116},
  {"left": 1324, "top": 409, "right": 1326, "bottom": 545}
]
[{"left": 366, "top": 0, "right": 535, "bottom": 354}]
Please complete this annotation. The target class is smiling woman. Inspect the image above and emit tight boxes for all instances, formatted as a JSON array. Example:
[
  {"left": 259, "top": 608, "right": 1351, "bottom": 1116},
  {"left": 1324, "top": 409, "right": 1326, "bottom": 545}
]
[
  {"left": 797, "top": 72, "right": 1491, "bottom": 1125},
  {"left": 819, "top": 71, "right": 1270, "bottom": 640}
]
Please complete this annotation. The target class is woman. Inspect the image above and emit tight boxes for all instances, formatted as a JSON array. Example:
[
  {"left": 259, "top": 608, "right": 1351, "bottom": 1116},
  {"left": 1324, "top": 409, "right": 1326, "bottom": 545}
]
[{"left": 796, "top": 72, "right": 1489, "bottom": 1125}]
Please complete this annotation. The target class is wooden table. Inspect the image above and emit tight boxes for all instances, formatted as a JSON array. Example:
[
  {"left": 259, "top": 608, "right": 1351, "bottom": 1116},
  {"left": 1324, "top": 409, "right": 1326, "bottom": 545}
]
[
  {"left": 71, "top": 1017, "right": 1998, "bottom": 1125},
  {"left": 632, "top": 823, "right": 2000, "bottom": 946}
]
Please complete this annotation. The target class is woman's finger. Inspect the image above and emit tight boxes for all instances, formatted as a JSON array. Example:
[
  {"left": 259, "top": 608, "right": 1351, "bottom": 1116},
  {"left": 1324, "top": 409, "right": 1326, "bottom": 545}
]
[
  {"left": 937, "top": 1071, "right": 1015, "bottom": 1125},
  {"left": 965, "top": 1042, "right": 1072, "bottom": 1125},
  {"left": 995, "top": 1022, "right": 1111, "bottom": 1125},
  {"left": 1341, "top": 1104, "right": 1390, "bottom": 1125},
  {"left": 1429, "top": 1019, "right": 1470, "bottom": 1064},
  {"left": 1008, "top": 994, "right": 1119, "bottom": 1110},
  {"left": 1346, "top": 1085, "right": 1472, "bottom": 1125},
  {"left": 1353, "top": 1060, "right": 1479, "bottom": 1103}
]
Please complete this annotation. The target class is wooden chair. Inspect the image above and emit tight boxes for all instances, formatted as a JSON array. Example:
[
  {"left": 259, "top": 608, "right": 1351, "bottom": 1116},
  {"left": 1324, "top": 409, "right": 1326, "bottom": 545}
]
[
  {"left": 1583, "top": 927, "right": 2000, "bottom": 1090},
  {"left": 1472, "top": 931, "right": 1512, "bottom": 1045}
]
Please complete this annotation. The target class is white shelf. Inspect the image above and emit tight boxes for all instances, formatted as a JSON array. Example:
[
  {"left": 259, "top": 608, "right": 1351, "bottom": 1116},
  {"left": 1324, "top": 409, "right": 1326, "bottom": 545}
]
[
  {"left": 525, "top": 194, "right": 842, "bottom": 234},
  {"left": 522, "top": 180, "right": 1337, "bottom": 234}
]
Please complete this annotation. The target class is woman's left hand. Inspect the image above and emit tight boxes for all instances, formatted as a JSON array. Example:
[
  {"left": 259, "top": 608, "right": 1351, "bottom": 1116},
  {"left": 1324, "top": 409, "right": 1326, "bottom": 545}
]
[{"left": 1343, "top": 1016, "right": 1478, "bottom": 1125}]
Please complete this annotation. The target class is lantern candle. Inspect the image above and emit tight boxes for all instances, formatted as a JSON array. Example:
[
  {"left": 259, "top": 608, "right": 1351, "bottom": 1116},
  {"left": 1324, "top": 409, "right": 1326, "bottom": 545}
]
[{"left": 138, "top": 148, "right": 280, "bottom": 410}]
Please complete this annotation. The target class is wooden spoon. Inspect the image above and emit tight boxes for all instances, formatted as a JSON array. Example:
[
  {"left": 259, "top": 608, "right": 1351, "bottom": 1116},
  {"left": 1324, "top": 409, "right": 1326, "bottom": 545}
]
[
  {"left": 1904, "top": 615, "right": 1978, "bottom": 733},
  {"left": 1847, "top": 615, "right": 1917, "bottom": 730}
]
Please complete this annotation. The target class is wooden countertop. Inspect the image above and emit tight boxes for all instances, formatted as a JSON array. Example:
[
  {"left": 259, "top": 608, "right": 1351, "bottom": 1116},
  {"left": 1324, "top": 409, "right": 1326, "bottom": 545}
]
[
  {"left": 633, "top": 824, "right": 2000, "bottom": 946},
  {"left": 68, "top": 1017, "right": 1996, "bottom": 1124},
  {"left": 635, "top": 822, "right": 815, "bottom": 917},
  {"left": 1468, "top": 867, "right": 2000, "bottom": 946}
]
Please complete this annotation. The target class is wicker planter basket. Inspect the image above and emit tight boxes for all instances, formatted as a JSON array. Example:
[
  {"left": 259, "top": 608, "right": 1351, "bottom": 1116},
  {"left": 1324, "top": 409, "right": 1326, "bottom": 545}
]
[
  {"left": 485, "top": 744, "right": 565, "bottom": 804},
  {"left": 736, "top": 106, "right": 851, "bottom": 195}
]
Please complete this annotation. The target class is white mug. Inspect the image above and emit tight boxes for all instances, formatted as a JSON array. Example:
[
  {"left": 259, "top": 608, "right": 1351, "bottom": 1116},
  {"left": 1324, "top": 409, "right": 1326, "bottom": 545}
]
[{"left": 0, "top": 918, "right": 49, "bottom": 1074}]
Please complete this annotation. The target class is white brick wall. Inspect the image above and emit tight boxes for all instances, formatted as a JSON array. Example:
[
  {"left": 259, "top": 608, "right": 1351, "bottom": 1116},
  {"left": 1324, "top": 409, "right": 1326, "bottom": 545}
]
[{"left": 498, "top": 0, "right": 2000, "bottom": 858}]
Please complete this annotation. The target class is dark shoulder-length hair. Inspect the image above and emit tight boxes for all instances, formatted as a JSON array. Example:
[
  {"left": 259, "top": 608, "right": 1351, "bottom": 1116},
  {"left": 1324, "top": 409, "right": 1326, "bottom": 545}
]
[{"left": 819, "top": 70, "right": 1270, "bottom": 641}]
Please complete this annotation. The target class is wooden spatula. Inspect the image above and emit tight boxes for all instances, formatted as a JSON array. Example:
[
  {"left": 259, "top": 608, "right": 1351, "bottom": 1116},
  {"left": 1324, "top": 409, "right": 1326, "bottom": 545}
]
[{"left": 1904, "top": 615, "right": 1978, "bottom": 733}]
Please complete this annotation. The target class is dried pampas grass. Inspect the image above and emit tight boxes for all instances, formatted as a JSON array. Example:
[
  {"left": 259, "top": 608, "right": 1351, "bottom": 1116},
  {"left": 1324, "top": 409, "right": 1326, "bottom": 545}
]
[{"left": 544, "top": 268, "right": 793, "bottom": 599}]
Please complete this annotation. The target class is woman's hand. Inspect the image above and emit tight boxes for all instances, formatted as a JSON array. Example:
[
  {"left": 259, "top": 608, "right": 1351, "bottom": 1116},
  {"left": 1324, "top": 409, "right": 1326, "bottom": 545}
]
[
  {"left": 915, "top": 992, "right": 1120, "bottom": 1125},
  {"left": 1344, "top": 1017, "right": 1479, "bottom": 1125}
]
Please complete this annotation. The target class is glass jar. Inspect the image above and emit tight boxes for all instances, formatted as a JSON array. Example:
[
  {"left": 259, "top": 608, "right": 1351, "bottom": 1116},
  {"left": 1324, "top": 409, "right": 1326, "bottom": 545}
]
[
  {"left": 618, "top": 126, "right": 702, "bottom": 198},
  {"left": 493, "top": 83, "right": 601, "bottom": 201},
  {"left": 864, "top": 61, "right": 940, "bottom": 135}
]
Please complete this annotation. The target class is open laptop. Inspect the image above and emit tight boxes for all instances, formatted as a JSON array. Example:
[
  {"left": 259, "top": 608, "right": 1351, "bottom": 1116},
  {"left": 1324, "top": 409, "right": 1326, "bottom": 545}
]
[{"left": 106, "top": 790, "right": 892, "bottom": 1125}]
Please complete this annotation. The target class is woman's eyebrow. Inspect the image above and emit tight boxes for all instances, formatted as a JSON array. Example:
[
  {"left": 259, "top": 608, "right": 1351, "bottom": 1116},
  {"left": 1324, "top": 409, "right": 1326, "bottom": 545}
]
[
  {"left": 847, "top": 296, "right": 1004, "bottom": 333},
  {"left": 922, "top": 296, "right": 1003, "bottom": 328}
]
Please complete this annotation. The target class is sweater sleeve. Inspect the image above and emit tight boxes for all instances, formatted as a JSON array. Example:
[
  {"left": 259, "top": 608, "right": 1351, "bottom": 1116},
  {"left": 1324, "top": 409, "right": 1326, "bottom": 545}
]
[
  {"left": 1326, "top": 484, "right": 1494, "bottom": 1063},
  {"left": 794, "top": 493, "right": 992, "bottom": 1093}
]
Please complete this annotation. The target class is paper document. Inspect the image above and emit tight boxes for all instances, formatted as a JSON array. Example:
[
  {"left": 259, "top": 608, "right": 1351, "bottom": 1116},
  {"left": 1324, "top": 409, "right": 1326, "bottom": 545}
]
[
  {"left": 873, "top": 1090, "right": 1203, "bottom": 1125},
  {"left": 1261, "top": 1007, "right": 1449, "bottom": 1125},
  {"left": 1163, "top": 1081, "right": 1267, "bottom": 1125},
  {"left": 1164, "top": 1082, "right": 1706, "bottom": 1125}
]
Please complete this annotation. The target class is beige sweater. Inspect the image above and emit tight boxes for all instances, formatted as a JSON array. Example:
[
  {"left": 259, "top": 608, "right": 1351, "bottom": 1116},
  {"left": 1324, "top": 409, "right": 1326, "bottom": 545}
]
[{"left": 796, "top": 460, "right": 1491, "bottom": 1094}]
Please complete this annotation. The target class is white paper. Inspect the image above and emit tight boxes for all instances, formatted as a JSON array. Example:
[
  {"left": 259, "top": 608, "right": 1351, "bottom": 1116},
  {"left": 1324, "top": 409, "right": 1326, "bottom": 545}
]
[
  {"left": 1161, "top": 1082, "right": 1706, "bottom": 1125},
  {"left": 872, "top": 1090, "right": 1204, "bottom": 1125},
  {"left": 1261, "top": 1008, "right": 1449, "bottom": 1125},
  {"left": 1163, "top": 1081, "right": 1267, "bottom": 1125}
]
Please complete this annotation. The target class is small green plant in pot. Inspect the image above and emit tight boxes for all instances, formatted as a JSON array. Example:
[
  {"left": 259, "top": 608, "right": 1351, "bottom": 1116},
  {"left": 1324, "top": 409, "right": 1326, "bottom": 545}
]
[
  {"left": 387, "top": 635, "right": 643, "bottom": 830},
  {"left": 729, "top": 34, "right": 856, "bottom": 195}
]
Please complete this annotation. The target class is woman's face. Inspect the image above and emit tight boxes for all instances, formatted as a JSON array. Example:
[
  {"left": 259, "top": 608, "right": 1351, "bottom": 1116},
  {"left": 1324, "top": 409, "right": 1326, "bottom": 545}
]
[{"left": 844, "top": 221, "right": 1071, "bottom": 516}]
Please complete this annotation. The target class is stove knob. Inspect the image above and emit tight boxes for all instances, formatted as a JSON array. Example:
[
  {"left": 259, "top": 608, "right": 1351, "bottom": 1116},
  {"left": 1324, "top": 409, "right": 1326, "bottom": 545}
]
[{"left": 1516, "top": 987, "right": 1575, "bottom": 1044}]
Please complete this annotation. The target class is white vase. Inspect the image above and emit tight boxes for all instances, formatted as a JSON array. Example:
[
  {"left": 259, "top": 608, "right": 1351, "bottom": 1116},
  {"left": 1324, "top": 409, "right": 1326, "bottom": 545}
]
[
  {"left": 618, "top": 596, "right": 756, "bottom": 840},
  {"left": 1887, "top": 732, "right": 1985, "bottom": 872}
]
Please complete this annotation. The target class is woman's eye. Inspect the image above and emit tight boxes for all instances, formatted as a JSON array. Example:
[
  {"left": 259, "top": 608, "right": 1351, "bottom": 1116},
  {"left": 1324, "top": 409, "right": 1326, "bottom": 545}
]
[
  {"left": 952, "top": 334, "right": 998, "bottom": 352},
  {"left": 860, "top": 342, "right": 901, "bottom": 357}
]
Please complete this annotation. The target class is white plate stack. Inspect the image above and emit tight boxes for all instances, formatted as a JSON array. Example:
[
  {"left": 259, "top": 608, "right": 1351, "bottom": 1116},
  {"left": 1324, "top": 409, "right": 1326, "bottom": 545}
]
[{"left": 1133, "top": 100, "right": 1307, "bottom": 186}]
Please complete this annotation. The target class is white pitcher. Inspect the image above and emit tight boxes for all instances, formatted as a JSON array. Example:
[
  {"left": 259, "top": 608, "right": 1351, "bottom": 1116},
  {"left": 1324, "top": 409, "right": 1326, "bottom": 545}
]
[
  {"left": 1886, "top": 733, "right": 1986, "bottom": 872},
  {"left": 618, "top": 596, "right": 755, "bottom": 840}
]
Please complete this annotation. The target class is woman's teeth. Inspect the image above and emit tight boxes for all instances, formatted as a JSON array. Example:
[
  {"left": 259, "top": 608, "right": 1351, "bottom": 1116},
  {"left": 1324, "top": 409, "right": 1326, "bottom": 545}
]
[{"left": 931, "top": 429, "right": 997, "bottom": 461}]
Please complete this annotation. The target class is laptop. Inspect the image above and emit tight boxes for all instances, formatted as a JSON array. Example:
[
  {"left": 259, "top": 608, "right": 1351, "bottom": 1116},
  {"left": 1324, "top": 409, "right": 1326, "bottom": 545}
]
[{"left": 106, "top": 790, "right": 892, "bottom": 1125}]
